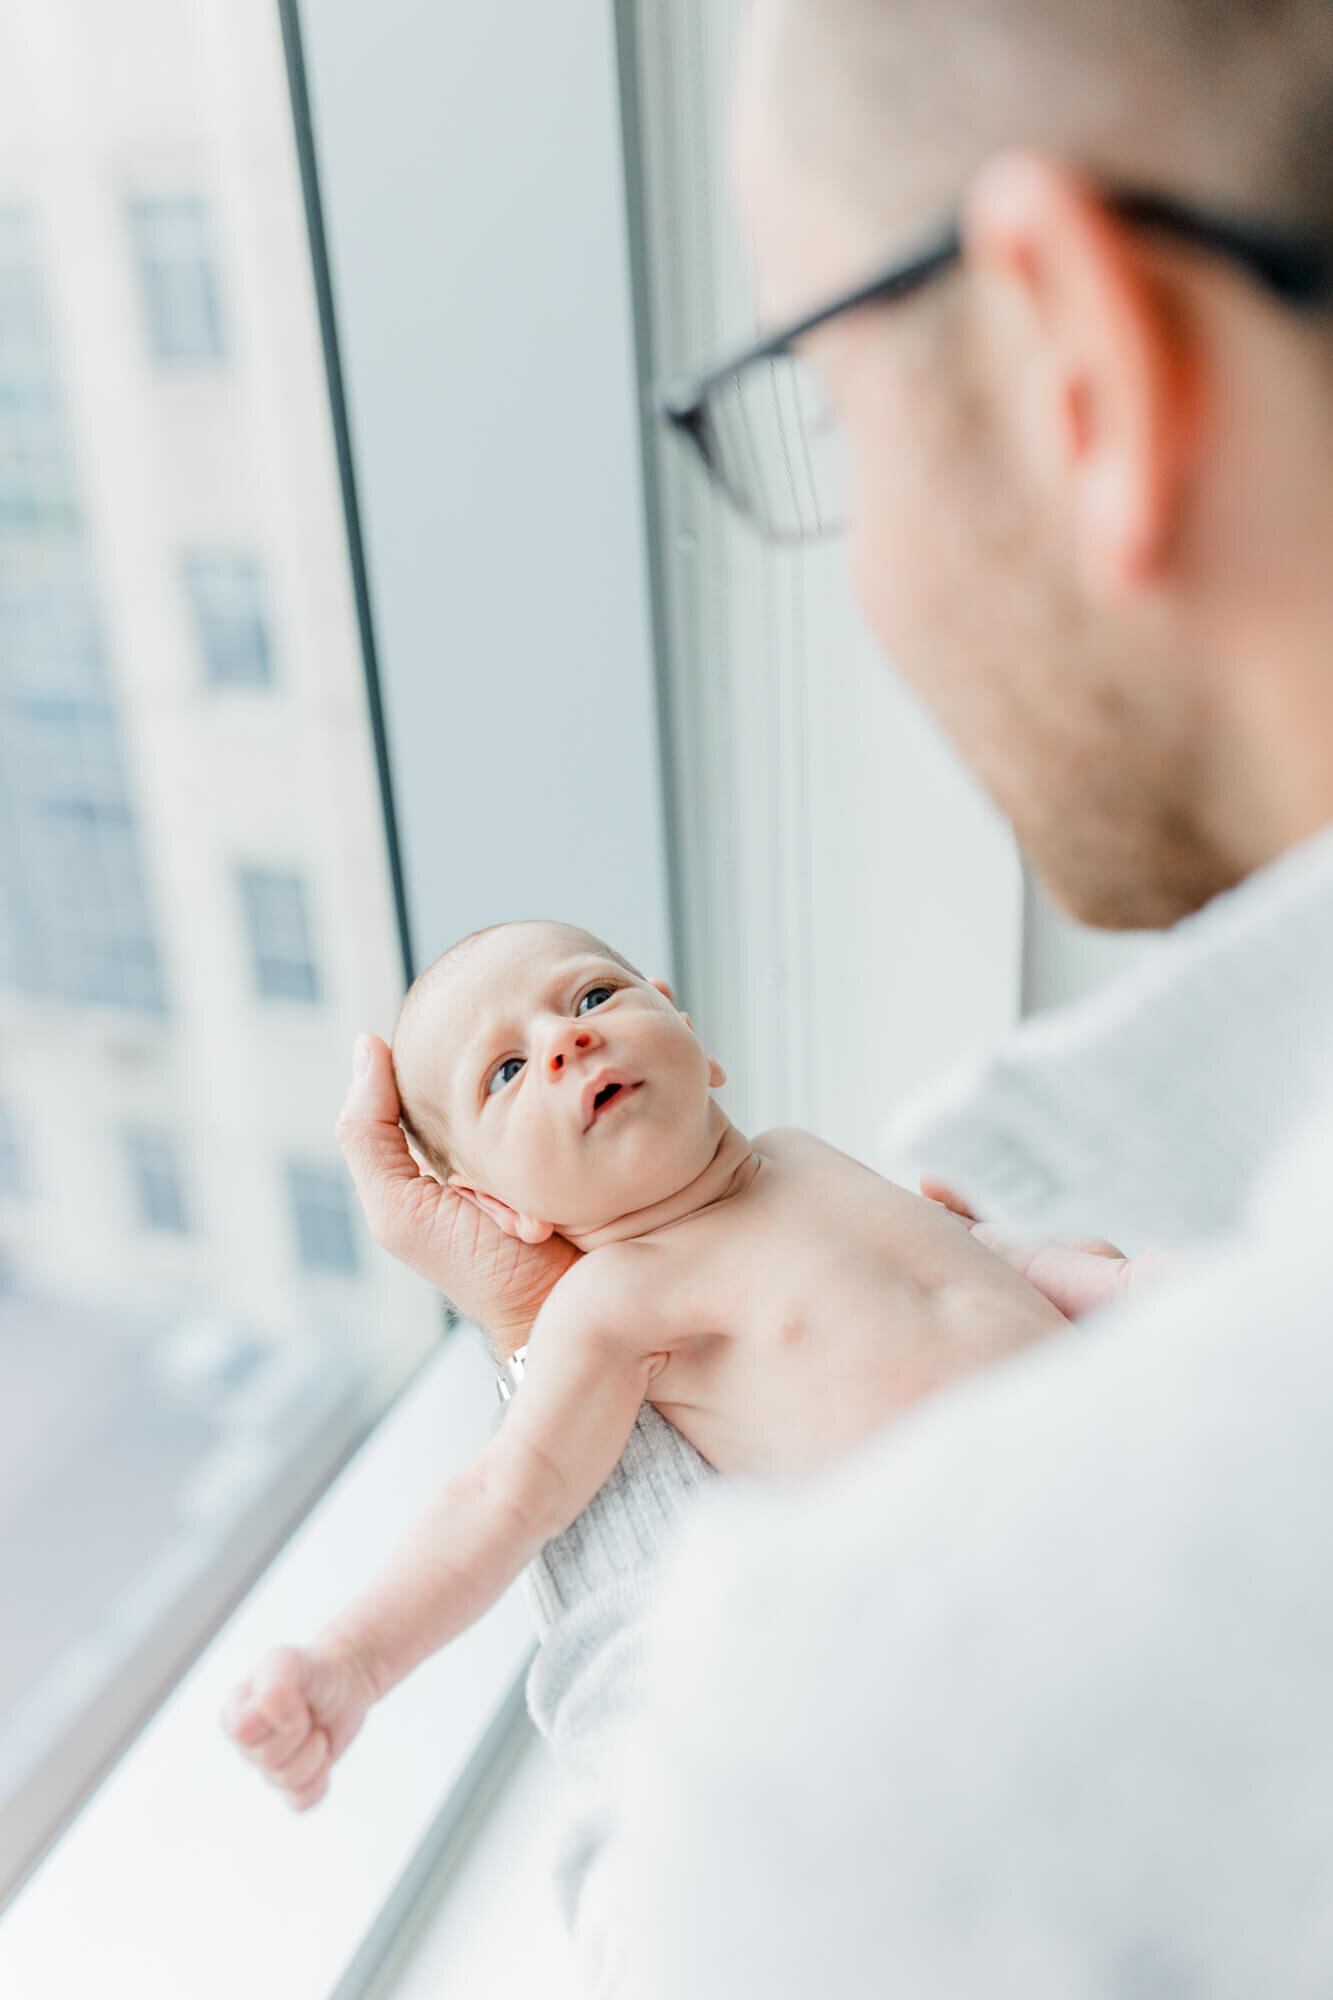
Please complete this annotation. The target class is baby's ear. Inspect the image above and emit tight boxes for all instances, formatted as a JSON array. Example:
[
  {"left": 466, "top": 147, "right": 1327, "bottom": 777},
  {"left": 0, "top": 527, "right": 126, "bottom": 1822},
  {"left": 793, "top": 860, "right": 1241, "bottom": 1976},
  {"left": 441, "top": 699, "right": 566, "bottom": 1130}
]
[
  {"left": 649, "top": 976, "right": 722, "bottom": 1081},
  {"left": 446, "top": 1175, "right": 554, "bottom": 1244}
]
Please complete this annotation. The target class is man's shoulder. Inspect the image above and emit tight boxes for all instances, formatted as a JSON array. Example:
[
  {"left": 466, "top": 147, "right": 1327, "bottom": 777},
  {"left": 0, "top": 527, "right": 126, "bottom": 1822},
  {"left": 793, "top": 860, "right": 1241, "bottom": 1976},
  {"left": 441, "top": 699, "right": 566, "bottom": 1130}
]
[{"left": 1244, "top": 1044, "right": 1333, "bottom": 1240}]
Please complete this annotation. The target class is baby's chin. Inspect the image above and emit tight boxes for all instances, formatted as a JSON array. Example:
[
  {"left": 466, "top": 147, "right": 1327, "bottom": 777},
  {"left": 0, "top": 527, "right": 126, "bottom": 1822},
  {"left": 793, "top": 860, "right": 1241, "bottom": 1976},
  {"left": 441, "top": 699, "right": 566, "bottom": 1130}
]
[{"left": 508, "top": 1102, "right": 725, "bottom": 1238}]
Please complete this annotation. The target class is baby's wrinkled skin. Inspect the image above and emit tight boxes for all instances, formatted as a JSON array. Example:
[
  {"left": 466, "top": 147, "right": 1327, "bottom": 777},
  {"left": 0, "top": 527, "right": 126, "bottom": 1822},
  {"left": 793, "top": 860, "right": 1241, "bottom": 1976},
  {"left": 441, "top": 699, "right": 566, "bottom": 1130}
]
[{"left": 221, "top": 920, "right": 1066, "bottom": 1809}]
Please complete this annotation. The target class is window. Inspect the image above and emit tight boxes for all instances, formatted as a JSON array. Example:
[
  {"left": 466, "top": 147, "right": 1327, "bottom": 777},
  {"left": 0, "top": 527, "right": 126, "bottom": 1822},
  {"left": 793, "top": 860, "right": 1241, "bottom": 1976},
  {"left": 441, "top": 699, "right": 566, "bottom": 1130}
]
[
  {"left": 0, "top": 0, "right": 442, "bottom": 1909},
  {"left": 127, "top": 197, "right": 227, "bottom": 365},
  {"left": 0, "top": 227, "right": 166, "bottom": 1015},
  {"left": 237, "top": 866, "right": 320, "bottom": 1002},
  {"left": 184, "top": 552, "right": 274, "bottom": 687},
  {"left": 0, "top": 209, "right": 78, "bottom": 536},
  {"left": 122, "top": 1126, "right": 190, "bottom": 1234},
  {"left": 286, "top": 1161, "right": 360, "bottom": 1276}
]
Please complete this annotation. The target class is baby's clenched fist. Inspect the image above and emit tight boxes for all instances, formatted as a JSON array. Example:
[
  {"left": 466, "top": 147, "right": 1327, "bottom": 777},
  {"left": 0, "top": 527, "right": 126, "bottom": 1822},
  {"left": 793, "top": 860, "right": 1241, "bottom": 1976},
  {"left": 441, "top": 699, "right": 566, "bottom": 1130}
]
[{"left": 220, "top": 1638, "right": 376, "bottom": 1811}]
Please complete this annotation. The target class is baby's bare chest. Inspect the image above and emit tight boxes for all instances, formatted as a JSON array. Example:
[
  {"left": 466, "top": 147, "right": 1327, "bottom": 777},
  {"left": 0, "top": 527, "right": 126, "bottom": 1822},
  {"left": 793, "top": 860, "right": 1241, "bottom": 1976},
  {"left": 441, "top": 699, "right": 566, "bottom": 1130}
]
[{"left": 642, "top": 1134, "right": 987, "bottom": 1475}]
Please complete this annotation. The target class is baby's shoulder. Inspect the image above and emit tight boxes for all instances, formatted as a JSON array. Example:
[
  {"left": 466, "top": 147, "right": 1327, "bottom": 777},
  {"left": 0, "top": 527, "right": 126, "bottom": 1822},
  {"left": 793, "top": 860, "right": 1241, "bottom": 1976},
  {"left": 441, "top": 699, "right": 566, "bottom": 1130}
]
[
  {"left": 564, "top": 1233, "right": 702, "bottom": 1355},
  {"left": 751, "top": 1124, "right": 822, "bottom": 1160},
  {"left": 752, "top": 1126, "right": 898, "bottom": 1204},
  {"left": 752, "top": 1125, "right": 865, "bottom": 1172},
  {"left": 571, "top": 1234, "right": 674, "bottom": 1319}
]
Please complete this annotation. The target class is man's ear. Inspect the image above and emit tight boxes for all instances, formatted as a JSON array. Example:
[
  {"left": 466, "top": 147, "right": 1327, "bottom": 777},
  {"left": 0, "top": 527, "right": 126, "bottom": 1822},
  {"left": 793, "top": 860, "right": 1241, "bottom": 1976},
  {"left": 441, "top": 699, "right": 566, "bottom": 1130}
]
[
  {"left": 447, "top": 1175, "right": 555, "bottom": 1245},
  {"left": 962, "top": 149, "right": 1199, "bottom": 601}
]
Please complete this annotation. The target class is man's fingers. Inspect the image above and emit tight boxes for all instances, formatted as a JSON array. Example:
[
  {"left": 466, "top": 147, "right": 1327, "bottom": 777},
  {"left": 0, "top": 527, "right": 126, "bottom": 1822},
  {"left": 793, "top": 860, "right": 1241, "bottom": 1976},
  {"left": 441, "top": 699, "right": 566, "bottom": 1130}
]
[
  {"left": 335, "top": 1034, "right": 442, "bottom": 1247},
  {"left": 341, "top": 1033, "right": 400, "bottom": 1126},
  {"left": 919, "top": 1176, "right": 978, "bottom": 1222},
  {"left": 972, "top": 1230, "right": 1135, "bottom": 1319}
]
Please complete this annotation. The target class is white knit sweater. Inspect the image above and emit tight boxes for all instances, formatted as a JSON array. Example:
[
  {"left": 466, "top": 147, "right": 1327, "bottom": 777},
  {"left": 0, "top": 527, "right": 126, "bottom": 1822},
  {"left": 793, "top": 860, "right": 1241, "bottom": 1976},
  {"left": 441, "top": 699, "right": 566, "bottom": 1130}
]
[{"left": 522, "top": 823, "right": 1333, "bottom": 1998}]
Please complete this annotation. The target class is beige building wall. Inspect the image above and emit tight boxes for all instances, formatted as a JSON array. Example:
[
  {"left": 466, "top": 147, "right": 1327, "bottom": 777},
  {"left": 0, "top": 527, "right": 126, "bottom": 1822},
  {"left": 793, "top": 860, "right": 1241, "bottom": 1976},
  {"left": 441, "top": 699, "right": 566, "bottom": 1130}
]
[{"left": 0, "top": 0, "right": 435, "bottom": 1385}]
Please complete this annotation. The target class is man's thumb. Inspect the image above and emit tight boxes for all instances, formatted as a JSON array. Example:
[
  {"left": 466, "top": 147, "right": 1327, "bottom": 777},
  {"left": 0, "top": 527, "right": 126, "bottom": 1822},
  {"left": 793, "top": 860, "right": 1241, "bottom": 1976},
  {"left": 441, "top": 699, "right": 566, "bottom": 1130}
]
[{"left": 343, "top": 1033, "right": 399, "bottom": 1123}]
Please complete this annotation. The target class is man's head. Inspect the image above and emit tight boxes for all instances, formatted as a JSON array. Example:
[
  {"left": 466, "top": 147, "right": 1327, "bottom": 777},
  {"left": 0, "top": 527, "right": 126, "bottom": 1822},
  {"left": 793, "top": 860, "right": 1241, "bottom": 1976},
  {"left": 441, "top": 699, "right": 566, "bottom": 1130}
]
[
  {"left": 733, "top": 0, "right": 1333, "bottom": 926},
  {"left": 391, "top": 920, "right": 727, "bottom": 1243}
]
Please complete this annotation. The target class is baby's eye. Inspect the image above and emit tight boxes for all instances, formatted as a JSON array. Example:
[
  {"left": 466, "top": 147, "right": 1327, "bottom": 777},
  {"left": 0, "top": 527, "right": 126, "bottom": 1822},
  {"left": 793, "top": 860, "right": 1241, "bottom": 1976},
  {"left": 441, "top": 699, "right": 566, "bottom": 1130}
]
[
  {"left": 486, "top": 1056, "right": 524, "bottom": 1097},
  {"left": 576, "top": 984, "right": 616, "bottom": 1016}
]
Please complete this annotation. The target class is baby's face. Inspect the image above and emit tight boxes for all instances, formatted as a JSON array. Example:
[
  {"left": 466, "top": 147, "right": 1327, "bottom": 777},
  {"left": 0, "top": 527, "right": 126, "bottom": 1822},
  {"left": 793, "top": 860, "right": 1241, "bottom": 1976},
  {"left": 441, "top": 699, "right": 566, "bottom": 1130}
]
[{"left": 399, "top": 923, "right": 726, "bottom": 1239}]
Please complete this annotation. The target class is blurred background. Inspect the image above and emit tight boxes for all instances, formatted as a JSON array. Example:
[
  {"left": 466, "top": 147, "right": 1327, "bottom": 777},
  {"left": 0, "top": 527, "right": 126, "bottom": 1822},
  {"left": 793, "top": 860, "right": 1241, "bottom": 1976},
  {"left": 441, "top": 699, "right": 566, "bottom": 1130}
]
[
  {"left": 0, "top": 0, "right": 1153, "bottom": 1983},
  {"left": 0, "top": 0, "right": 440, "bottom": 1895}
]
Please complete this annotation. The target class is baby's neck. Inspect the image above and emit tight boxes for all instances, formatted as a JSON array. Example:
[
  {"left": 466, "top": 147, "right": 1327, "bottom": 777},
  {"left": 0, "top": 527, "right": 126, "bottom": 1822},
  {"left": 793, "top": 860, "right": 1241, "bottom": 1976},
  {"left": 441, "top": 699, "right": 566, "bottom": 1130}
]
[{"left": 562, "top": 1117, "right": 759, "bottom": 1254}]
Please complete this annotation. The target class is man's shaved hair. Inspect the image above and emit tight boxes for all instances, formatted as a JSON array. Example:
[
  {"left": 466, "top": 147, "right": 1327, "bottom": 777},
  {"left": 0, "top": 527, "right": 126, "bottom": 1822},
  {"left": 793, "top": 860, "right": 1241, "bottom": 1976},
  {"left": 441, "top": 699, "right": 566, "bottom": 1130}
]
[
  {"left": 391, "top": 921, "right": 646, "bottom": 1181},
  {"left": 765, "top": 0, "right": 1333, "bottom": 241}
]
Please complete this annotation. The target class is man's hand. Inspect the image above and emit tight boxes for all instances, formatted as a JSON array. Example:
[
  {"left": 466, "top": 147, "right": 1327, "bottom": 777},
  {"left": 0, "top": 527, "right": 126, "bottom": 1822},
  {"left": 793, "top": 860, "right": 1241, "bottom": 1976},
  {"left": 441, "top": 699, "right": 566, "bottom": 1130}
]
[
  {"left": 336, "top": 1033, "right": 579, "bottom": 1361},
  {"left": 920, "top": 1178, "right": 1174, "bottom": 1320}
]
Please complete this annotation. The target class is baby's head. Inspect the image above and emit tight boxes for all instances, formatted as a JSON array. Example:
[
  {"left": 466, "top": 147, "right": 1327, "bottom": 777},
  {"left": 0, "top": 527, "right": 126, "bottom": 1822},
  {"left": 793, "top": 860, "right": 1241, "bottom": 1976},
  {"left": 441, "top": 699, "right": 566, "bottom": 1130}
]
[{"left": 391, "top": 920, "right": 727, "bottom": 1245}]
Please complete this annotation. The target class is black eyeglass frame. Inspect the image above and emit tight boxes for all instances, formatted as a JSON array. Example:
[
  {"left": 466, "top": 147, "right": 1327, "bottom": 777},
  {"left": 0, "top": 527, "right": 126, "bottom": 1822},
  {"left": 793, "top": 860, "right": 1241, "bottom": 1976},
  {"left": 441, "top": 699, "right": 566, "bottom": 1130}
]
[{"left": 657, "top": 188, "right": 1331, "bottom": 530}]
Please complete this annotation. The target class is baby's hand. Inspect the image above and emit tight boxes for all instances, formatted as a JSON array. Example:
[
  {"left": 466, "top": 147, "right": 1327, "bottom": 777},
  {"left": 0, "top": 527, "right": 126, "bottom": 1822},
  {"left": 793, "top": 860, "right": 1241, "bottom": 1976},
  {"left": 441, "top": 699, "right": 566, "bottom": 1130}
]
[{"left": 219, "top": 1638, "right": 376, "bottom": 1812}]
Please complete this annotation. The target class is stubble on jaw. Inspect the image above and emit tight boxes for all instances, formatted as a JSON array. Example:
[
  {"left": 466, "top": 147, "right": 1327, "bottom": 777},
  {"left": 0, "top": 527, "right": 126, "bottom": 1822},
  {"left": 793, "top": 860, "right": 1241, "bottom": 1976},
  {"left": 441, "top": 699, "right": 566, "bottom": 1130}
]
[{"left": 840, "top": 290, "right": 1239, "bottom": 932}]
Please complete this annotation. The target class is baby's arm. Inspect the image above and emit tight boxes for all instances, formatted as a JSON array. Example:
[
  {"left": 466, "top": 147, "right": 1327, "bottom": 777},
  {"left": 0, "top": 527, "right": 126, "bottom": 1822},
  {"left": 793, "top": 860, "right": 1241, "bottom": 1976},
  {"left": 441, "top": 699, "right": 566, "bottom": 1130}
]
[{"left": 221, "top": 1255, "right": 663, "bottom": 1809}]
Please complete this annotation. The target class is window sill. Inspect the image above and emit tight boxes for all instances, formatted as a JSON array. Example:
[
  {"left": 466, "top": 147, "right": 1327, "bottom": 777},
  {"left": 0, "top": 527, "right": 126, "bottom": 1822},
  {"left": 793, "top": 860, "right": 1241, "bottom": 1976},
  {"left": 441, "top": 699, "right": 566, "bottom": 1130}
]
[{"left": 0, "top": 1327, "right": 536, "bottom": 1999}]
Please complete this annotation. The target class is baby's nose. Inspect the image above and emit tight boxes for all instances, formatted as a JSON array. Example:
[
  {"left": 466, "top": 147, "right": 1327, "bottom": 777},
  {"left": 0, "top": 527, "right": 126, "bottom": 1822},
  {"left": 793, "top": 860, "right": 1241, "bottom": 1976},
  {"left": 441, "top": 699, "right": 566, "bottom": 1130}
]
[{"left": 546, "top": 1025, "right": 595, "bottom": 1075}]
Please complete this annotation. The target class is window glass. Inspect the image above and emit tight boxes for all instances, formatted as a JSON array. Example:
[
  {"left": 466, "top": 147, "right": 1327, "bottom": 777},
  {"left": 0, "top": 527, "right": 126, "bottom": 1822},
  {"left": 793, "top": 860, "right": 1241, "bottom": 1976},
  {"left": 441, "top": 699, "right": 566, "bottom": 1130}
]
[
  {"left": 0, "top": 0, "right": 439, "bottom": 1898},
  {"left": 122, "top": 1126, "right": 191, "bottom": 1235},
  {"left": 285, "top": 1161, "right": 360, "bottom": 1277},
  {"left": 236, "top": 865, "right": 321, "bottom": 1003},
  {"left": 127, "top": 197, "right": 227, "bottom": 366},
  {"left": 184, "top": 552, "right": 274, "bottom": 688}
]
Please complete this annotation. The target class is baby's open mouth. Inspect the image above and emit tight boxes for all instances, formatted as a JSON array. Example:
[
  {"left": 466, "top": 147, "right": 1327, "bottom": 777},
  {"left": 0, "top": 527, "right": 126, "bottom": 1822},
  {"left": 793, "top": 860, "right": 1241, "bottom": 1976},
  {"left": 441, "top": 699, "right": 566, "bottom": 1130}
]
[{"left": 582, "top": 1072, "right": 642, "bottom": 1131}]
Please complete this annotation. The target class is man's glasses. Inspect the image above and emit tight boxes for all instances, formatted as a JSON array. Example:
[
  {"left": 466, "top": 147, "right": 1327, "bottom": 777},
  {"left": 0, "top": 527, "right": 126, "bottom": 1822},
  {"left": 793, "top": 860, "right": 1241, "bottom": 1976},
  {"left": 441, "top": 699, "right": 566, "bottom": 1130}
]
[{"left": 656, "top": 188, "right": 1332, "bottom": 544}]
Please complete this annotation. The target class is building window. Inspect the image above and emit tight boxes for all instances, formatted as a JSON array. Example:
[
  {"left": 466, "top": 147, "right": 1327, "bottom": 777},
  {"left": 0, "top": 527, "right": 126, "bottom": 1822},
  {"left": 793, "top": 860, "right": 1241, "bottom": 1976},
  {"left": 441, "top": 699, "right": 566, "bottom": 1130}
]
[
  {"left": 0, "top": 1101, "right": 27, "bottom": 1197},
  {"left": 123, "top": 1126, "right": 190, "bottom": 1234},
  {"left": 285, "top": 1161, "right": 359, "bottom": 1276},
  {"left": 3, "top": 686, "right": 167, "bottom": 1011},
  {"left": 0, "top": 208, "right": 79, "bottom": 535},
  {"left": 184, "top": 553, "right": 274, "bottom": 687},
  {"left": 127, "top": 197, "right": 227, "bottom": 365},
  {"left": 0, "top": 213, "right": 167, "bottom": 1016},
  {"left": 237, "top": 866, "right": 320, "bottom": 1001}
]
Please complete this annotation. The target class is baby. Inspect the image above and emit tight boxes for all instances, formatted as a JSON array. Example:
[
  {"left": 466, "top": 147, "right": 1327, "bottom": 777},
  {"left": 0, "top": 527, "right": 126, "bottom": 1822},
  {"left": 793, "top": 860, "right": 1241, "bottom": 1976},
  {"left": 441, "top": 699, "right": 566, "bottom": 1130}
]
[{"left": 221, "top": 919, "right": 1066, "bottom": 1808}]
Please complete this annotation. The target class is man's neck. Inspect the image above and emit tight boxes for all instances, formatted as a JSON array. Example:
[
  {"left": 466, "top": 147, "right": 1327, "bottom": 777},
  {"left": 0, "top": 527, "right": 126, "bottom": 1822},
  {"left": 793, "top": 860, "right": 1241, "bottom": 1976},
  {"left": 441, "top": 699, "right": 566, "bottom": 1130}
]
[{"left": 562, "top": 1116, "right": 759, "bottom": 1253}]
